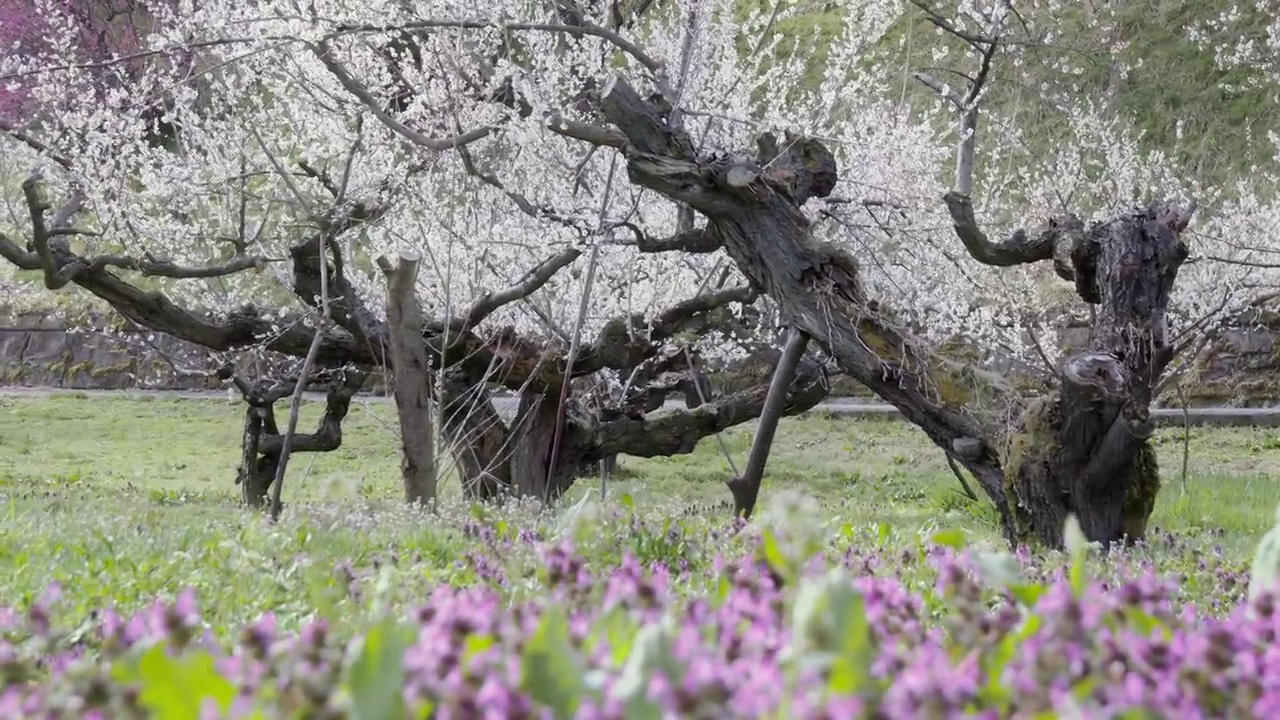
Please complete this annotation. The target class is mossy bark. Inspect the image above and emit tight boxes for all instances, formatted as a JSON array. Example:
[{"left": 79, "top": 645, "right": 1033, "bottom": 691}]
[
  {"left": 1003, "top": 396, "right": 1161, "bottom": 548},
  {"left": 591, "top": 76, "right": 1187, "bottom": 549}
]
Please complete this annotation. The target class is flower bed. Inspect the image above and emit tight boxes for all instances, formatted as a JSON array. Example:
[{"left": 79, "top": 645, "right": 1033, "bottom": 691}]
[{"left": 1, "top": 504, "right": 1275, "bottom": 720}]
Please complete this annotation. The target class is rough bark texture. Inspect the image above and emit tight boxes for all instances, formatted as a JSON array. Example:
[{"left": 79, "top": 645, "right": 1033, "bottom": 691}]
[
  {"left": 507, "top": 392, "right": 587, "bottom": 501},
  {"left": 439, "top": 374, "right": 513, "bottom": 501},
  {"left": 1002, "top": 208, "right": 1186, "bottom": 547},
  {"left": 379, "top": 252, "right": 437, "bottom": 506},
  {"left": 1, "top": 174, "right": 811, "bottom": 511},
  {"left": 596, "top": 76, "right": 1013, "bottom": 528},
  {"left": 588, "top": 75, "right": 1189, "bottom": 548},
  {"left": 231, "top": 367, "right": 364, "bottom": 507}
]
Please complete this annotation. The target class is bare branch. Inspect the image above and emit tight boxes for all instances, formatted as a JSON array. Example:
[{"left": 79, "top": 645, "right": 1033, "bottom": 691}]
[
  {"left": 945, "top": 453, "right": 981, "bottom": 501},
  {"left": 311, "top": 40, "right": 492, "bottom": 152},
  {"left": 913, "top": 71, "right": 963, "bottom": 108},
  {"left": 1, "top": 120, "right": 73, "bottom": 170},
  {"left": 329, "top": 20, "right": 663, "bottom": 74},
  {"left": 80, "top": 253, "right": 277, "bottom": 279},
  {"left": 22, "top": 172, "right": 61, "bottom": 285},
  {"left": 909, "top": 0, "right": 997, "bottom": 49},
  {"left": 610, "top": 222, "right": 722, "bottom": 253},
  {"left": 269, "top": 215, "right": 333, "bottom": 520},
  {"left": 545, "top": 112, "right": 627, "bottom": 148},
  {"left": 465, "top": 246, "right": 583, "bottom": 329},
  {"left": 942, "top": 191, "right": 1081, "bottom": 268},
  {"left": 589, "top": 348, "right": 828, "bottom": 459},
  {"left": 297, "top": 160, "right": 339, "bottom": 197}
]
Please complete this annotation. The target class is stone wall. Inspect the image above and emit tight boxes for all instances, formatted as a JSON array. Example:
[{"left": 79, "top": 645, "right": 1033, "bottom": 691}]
[
  {"left": 2, "top": 310, "right": 1278, "bottom": 405},
  {"left": 0, "top": 311, "right": 223, "bottom": 390}
]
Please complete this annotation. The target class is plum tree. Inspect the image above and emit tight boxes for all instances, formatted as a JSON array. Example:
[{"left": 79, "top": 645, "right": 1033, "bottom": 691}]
[{"left": 2, "top": 0, "right": 1276, "bottom": 545}]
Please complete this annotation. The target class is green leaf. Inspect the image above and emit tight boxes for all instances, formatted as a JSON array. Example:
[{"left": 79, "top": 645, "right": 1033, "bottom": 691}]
[
  {"left": 615, "top": 618, "right": 678, "bottom": 720},
  {"left": 760, "top": 528, "right": 791, "bottom": 581},
  {"left": 589, "top": 607, "right": 637, "bottom": 667},
  {"left": 929, "top": 528, "right": 968, "bottom": 550},
  {"left": 1248, "top": 503, "right": 1280, "bottom": 599},
  {"left": 715, "top": 572, "right": 732, "bottom": 605},
  {"left": 1008, "top": 583, "right": 1047, "bottom": 607},
  {"left": 972, "top": 550, "right": 1023, "bottom": 589},
  {"left": 555, "top": 492, "right": 597, "bottom": 541},
  {"left": 135, "top": 644, "right": 236, "bottom": 720},
  {"left": 520, "top": 608, "right": 586, "bottom": 720},
  {"left": 826, "top": 588, "right": 872, "bottom": 695},
  {"left": 463, "top": 633, "right": 495, "bottom": 660},
  {"left": 1121, "top": 607, "right": 1166, "bottom": 636},
  {"left": 1063, "top": 514, "right": 1089, "bottom": 596},
  {"left": 979, "top": 613, "right": 1043, "bottom": 708},
  {"left": 347, "top": 619, "right": 412, "bottom": 720},
  {"left": 789, "top": 570, "right": 874, "bottom": 695},
  {"left": 620, "top": 493, "right": 635, "bottom": 511}
]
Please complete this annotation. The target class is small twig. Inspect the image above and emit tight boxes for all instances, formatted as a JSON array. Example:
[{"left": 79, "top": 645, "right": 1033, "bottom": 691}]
[
  {"left": 945, "top": 453, "right": 981, "bottom": 502},
  {"left": 684, "top": 345, "right": 740, "bottom": 478},
  {"left": 546, "top": 156, "right": 619, "bottom": 496},
  {"left": 1178, "top": 385, "right": 1190, "bottom": 498},
  {"left": 268, "top": 232, "right": 331, "bottom": 519}
]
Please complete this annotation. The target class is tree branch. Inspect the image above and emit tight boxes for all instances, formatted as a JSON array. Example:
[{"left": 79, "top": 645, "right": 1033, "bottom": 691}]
[
  {"left": 587, "top": 349, "right": 827, "bottom": 459},
  {"left": 78, "top": 253, "right": 276, "bottom": 279},
  {"left": 329, "top": 20, "right": 663, "bottom": 74},
  {"left": 942, "top": 191, "right": 1083, "bottom": 269},
  {"left": 609, "top": 222, "right": 722, "bottom": 253},
  {"left": 465, "top": 246, "right": 583, "bottom": 330},
  {"left": 311, "top": 40, "right": 492, "bottom": 152},
  {"left": 546, "top": 112, "right": 627, "bottom": 148}
]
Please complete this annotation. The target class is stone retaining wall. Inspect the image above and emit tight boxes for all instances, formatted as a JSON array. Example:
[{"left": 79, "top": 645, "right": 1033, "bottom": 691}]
[
  {"left": 0, "top": 313, "right": 223, "bottom": 391},
  {"left": 2, "top": 312, "right": 1278, "bottom": 405}
]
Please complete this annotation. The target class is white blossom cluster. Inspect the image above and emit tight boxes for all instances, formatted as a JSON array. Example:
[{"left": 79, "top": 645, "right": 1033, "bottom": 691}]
[{"left": 1, "top": 0, "right": 1276, "bottom": 373}]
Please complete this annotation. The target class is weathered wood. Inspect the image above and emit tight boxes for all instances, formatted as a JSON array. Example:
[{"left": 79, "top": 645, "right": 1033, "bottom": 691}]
[
  {"left": 438, "top": 374, "right": 512, "bottom": 501},
  {"left": 378, "top": 251, "right": 437, "bottom": 506},
  {"left": 729, "top": 327, "right": 810, "bottom": 519},
  {"left": 232, "top": 369, "right": 364, "bottom": 509},
  {"left": 593, "top": 74, "right": 1191, "bottom": 548},
  {"left": 1004, "top": 207, "right": 1187, "bottom": 547}
]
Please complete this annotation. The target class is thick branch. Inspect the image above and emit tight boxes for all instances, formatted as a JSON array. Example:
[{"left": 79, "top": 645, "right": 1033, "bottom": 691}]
[
  {"left": 257, "top": 370, "right": 364, "bottom": 456},
  {"left": 77, "top": 253, "right": 274, "bottom": 279},
  {"left": 943, "top": 191, "right": 1083, "bottom": 270},
  {"left": 588, "top": 349, "right": 827, "bottom": 459},
  {"left": 590, "top": 284, "right": 758, "bottom": 369},
  {"left": 465, "top": 246, "right": 583, "bottom": 329},
  {"left": 588, "top": 82, "right": 1016, "bottom": 512},
  {"left": 312, "top": 41, "right": 492, "bottom": 152},
  {"left": 546, "top": 113, "right": 627, "bottom": 148},
  {"left": 611, "top": 222, "right": 722, "bottom": 253}
]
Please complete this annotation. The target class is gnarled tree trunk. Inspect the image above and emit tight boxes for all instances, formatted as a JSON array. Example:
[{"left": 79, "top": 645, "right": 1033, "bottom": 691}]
[
  {"left": 378, "top": 251, "right": 437, "bottom": 506},
  {"left": 1002, "top": 210, "right": 1185, "bottom": 546},
  {"left": 232, "top": 367, "right": 365, "bottom": 508},
  {"left": 584, "top": 76, "right": 1191, "bottom": 549},
  {"left": 439, "top": 374, "right": 512, "bottom": 501}
]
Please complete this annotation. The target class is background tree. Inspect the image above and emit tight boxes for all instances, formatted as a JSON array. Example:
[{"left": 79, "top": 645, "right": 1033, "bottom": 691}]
[
  {"left": 4, "top": 0, "right": 1280, "bottom": 542},
  {"left": 0, "top": 0, "right": 830, "bottom": 509}
]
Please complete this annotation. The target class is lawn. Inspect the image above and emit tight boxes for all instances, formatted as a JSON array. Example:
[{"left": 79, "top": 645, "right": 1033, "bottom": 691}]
[{"left": 0, "top": 392, "right": 1278, "bottom": 717}]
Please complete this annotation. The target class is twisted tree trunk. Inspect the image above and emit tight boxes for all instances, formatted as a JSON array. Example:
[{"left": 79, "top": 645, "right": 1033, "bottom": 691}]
[
  {"left": 233, "top": 368, "right": 365, "bottom": 508},
  {"left": 581, "top": 76, "right": 1191, "bottom": 548},
  {"left": 1002, "top": 210, "right": 1186, "bottom": 546}
]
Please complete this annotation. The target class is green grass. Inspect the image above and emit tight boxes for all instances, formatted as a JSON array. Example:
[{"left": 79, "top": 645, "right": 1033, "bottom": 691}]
[{"left": 0, "top": 393, "right": 1275, "bottom": 635}]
